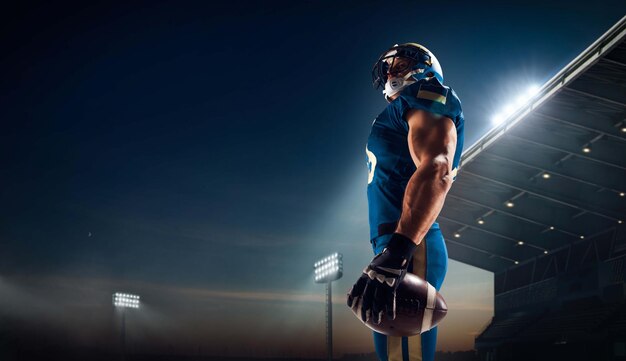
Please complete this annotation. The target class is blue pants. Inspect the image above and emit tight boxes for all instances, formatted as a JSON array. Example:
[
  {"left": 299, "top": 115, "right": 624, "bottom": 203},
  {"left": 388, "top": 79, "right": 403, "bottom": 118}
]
[{"left": 370, "top": 227, "right": 448, "bottom": 361}]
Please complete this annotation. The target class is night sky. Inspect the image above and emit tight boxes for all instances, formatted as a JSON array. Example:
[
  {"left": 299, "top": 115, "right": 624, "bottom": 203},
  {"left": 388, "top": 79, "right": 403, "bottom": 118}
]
[{"left": 1, "top": 1, "right": 625, "bottom": 358}]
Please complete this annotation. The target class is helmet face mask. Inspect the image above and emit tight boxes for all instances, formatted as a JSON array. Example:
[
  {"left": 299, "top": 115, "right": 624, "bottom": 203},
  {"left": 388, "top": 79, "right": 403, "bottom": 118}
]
[
  {"left": 385, "top": 56, "right": 416, "bottom": 78},
  {"left": 372, "top": 43, "right": 444, "bottom": 100}
]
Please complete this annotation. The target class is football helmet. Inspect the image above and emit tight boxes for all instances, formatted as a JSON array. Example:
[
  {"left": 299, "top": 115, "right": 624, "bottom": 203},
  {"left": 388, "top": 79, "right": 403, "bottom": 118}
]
[{"left": 372, "top": 43, "right": 444, "bottom": 101}]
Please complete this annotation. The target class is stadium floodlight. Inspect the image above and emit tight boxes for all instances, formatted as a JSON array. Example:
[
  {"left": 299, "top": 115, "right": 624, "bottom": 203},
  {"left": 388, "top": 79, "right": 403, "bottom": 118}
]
[
  {"left": 490, "top": 84, "right": 541, "bottom": 125},
  {"left": 113, "top": 292, "right": 140, "bottom": 361},
  {"left": 526, "top": 84, "right": 540, "bottom": 97},
  {"left": 314, "top": 253, "right": 343, "bottom": 361},
  {"left": 490, "top": 113, "right": 504, "bottom": 125},
  {"left": 113, "top": 292, "right": 141, "bottom": 309},
  {"left": 503, "top": 104, "right": 516, "bottom": 117},
  {"left": 314, "top": 253, "right": 343, "bottom": 284}
]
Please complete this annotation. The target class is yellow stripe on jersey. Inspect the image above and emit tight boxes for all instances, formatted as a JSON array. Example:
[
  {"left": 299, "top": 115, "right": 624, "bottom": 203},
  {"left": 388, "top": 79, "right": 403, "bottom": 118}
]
[
  {"left": 408, "top": 240, "right": 427, "bottom": 361},
  {"left": 386, "top": 243, "right": 428, "bottom": 361},
  {"left": 388, "top": 336, "right": 404, "bottom": 361},
  {"left": 408, "top": 337, "right": 423, "bottom": 361},
  {"left": 417, "top": 90, "right": 447, "bottom": 104}
]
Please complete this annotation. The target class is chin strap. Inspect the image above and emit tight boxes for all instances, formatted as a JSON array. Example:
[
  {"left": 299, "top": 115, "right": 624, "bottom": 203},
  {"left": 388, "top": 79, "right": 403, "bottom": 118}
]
[{"left": 382, "top": 69, "right": 423, "bottom": 101}]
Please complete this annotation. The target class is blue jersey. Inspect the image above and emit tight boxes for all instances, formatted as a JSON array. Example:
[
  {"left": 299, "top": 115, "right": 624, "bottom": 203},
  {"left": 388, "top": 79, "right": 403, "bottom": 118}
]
[{"left": 366, "top": 77, "right": 465, "bottom": 241}]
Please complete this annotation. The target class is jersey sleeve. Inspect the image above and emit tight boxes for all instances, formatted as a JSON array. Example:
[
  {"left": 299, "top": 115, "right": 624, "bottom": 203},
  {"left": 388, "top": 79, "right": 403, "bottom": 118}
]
[{"left": 398, "top": 78, "right": 463, "bottom": 127}]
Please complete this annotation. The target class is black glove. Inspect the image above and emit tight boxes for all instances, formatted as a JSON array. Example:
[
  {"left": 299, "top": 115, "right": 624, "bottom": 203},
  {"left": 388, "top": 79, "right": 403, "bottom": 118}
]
[{"left": 347, "top": 233, "right": 416, "bottom": 324}]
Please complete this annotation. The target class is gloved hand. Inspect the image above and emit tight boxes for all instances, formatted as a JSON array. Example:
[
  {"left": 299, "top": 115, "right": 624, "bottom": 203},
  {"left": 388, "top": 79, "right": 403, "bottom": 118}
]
[{"left": 347, "top": 233, "right": 417, "bottom": 324}]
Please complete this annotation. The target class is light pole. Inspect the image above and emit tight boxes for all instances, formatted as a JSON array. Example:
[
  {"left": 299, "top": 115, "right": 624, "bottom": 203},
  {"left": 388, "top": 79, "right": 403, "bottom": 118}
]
[
  {"left": 113, "top": 292, "right": 140, "bottom": 361},
  {"left": 314, "top": 253, "right": 343, "bottom": 361}
]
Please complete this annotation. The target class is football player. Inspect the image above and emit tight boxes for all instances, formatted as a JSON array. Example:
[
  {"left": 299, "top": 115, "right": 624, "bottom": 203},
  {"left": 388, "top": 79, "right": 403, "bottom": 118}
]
[{"left": 347, "top": 43, "right": 465, "bottom": 361}]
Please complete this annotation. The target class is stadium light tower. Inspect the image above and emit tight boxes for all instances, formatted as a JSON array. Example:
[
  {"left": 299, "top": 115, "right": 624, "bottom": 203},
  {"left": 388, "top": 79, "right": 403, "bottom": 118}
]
[
  {"left": 113, "top": 293, "right": 140, "bottom": 361},
  {"left": 314, "top": 253, "right": 343, "bottom": 361}
]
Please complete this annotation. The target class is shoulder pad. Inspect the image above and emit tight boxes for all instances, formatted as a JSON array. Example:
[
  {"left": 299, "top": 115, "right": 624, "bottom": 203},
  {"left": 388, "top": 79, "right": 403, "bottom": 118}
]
[{"left": 398, "top": 78, "right": 462, "bottom": 122}]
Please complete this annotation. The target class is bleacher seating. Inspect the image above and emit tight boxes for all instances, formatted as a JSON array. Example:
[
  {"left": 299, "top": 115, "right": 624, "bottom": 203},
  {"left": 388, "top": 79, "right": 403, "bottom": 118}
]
[
  {"left": 607, "top": 304, "right": 626, "bottom": 334},
  {"left": 518, "top": 304, "right": 617, "bottom": 339},
  {"left": 478, "top": 313, "right": 539, "bottom": 341}
]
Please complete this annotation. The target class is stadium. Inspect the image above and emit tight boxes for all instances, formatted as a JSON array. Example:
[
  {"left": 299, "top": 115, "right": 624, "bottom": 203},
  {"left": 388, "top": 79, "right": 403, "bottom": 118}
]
[
  {"left": 440, "top": 15, "right": 626, "bottom": 361},
  {"left": 1, "top": 4, "right": 624, "bottom": 361}
]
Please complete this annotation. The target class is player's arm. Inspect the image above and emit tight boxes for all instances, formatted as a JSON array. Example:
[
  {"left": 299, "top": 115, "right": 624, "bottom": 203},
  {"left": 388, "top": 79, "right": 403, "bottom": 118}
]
[
  {"left": 347, "top": 110, "right": 457, "bottom": 323},
  {"left": 395, "top": 108, "right": 457, "bottom": 244}
]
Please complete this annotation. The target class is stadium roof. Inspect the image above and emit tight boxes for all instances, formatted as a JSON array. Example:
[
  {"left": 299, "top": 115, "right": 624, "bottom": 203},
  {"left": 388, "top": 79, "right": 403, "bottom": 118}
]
[{"left": 442, "top": 15, "right": 626, "bottom": 273}]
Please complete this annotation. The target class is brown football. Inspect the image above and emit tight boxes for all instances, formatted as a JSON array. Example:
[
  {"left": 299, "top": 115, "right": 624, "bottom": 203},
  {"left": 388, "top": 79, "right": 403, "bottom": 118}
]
[{"left": 351, "top": 273, "right": 448, "bottom": 336}]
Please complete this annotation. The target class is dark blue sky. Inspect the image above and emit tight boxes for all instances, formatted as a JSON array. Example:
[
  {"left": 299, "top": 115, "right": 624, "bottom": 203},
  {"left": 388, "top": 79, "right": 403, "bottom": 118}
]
[{"left": 1, "top": 1, "right": 625, "bottom": 356}]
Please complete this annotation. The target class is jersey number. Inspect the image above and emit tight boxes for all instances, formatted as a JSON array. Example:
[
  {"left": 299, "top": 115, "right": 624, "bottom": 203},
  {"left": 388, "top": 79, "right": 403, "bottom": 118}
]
[{"left": 366, "top": 146, "right": 377, "bottom": 185}]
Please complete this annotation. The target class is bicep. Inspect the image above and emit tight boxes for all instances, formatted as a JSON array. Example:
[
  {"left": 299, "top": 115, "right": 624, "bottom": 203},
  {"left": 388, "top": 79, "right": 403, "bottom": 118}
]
[{"left": 405, "top": 108, "right": 457, "bottom": 168}]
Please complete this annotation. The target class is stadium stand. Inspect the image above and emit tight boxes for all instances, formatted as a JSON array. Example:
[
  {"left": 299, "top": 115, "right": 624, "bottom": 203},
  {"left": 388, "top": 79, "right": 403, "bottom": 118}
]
[
  {"left": 439, "top": 14, "right": 626, "bottom": 361},
  {"left": 477, "top": 311, "right": 544, "bottom": 344}
]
